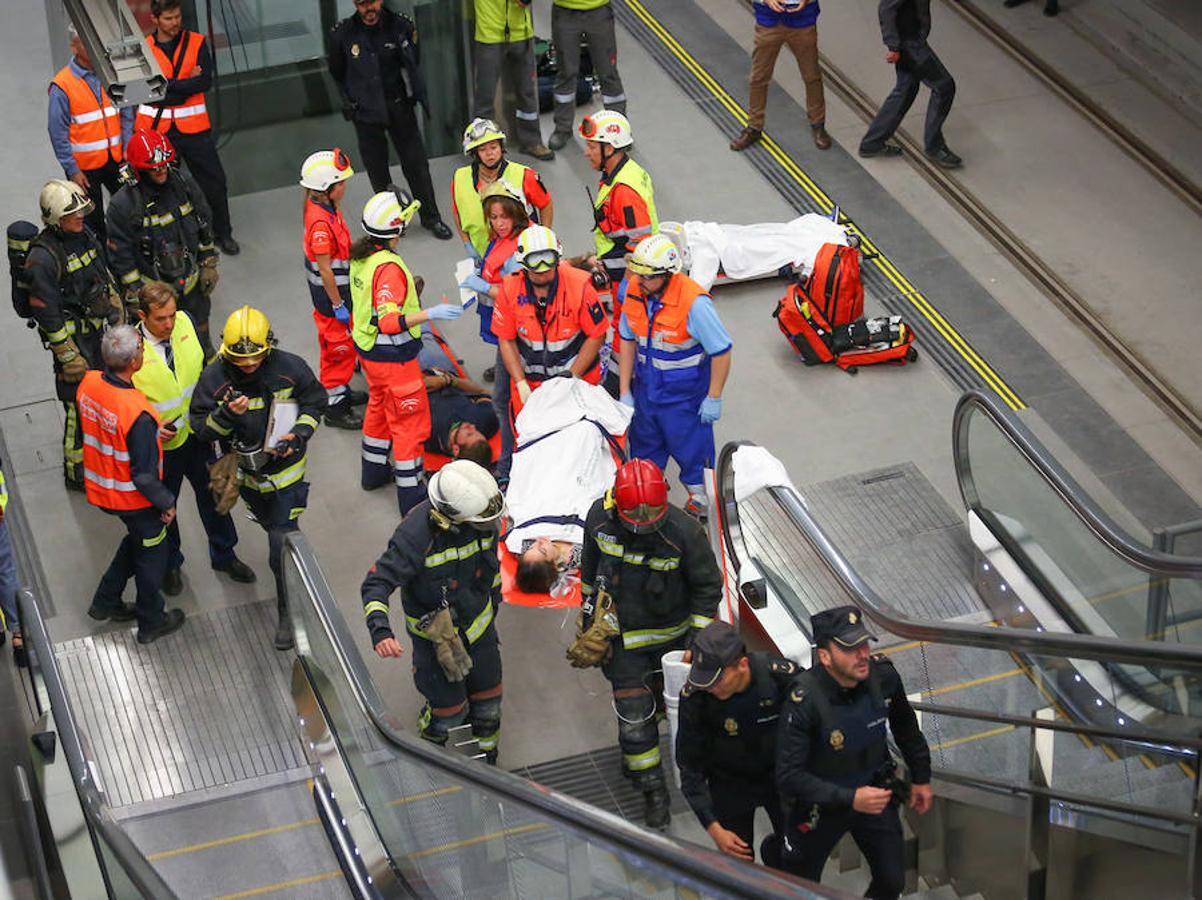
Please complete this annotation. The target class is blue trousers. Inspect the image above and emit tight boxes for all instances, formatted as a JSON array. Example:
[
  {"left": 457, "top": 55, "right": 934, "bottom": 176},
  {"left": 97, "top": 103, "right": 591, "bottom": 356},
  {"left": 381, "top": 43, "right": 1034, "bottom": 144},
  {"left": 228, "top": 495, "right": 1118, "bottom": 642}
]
[
  {"left": 0, "top": 520, "right": 18, "bottom": 634},
  {"left": 629, "top": 392, "right": 713, "bottom": 486},
  {"left": 163, "top": 436, "right": 238, "bottom": 571},
  {"left": 92, "top": 508, "right": 169, "bottom": 631}
]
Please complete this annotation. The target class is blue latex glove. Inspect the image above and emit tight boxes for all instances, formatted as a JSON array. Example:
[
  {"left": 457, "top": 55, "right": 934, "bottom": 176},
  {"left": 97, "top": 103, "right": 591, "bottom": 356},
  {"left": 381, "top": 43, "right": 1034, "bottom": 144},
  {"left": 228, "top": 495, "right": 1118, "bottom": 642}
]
[
  {"left": 500, "top": 254, "right": 521, "bottom": 276},
  {"left": 459, "top": 273, "right": 492, "bottom": 294},
  {"left": 619, "top": 392, "right": 635, "bottom": 410},
  {"left": 699, "top": 396, "right": 722, "bottom": 424},
  {"left": 464, "top": 240, "right": 483, "bottom": 264},
  {"left": 332, "top": 304, "right": 350, "bottom": 325},
  {"left": 427, "top": 304, "right": 464, "bottom": 322}
]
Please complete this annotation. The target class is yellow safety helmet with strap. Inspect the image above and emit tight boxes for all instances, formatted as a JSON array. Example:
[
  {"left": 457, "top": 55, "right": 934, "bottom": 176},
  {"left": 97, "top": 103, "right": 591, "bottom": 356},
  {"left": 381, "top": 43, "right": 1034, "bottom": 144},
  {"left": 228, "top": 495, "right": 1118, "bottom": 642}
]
[
  {"left": 221, "top": 306, "right": 274, "bottom": 360},
  {"left": 462, "top": 117, "right": 506, "bottom": 156},
  {"left": 626, "top": 233, "right": 682, "bottom": 277}
]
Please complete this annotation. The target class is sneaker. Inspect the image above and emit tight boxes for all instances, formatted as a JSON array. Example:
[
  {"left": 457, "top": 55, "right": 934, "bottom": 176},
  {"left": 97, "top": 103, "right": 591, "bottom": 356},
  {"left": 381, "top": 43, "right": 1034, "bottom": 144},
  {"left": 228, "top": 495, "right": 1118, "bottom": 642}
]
[
  {"left": 520, "top": 143, "right": 555, "bottom": 161},
  {"left": 137, "top": 608, "right": 186, "bottom": 645},
  {"left": 548, "top": 130, "right": 572, "bottom": 151},
  {"left": 324, "top": 404, "right": 363, "bottom": 430},
  {"left": 684, "top": 494, "right": 709, "bottom": 522},
  {"left": 926, "top": 146, "right": 963, "bottom": 169},
  {"left": 88, "top": 603, "right": 137, "bottom": 622},
  {"left": 812, "top": 124, "right": 832, "bottom": 150},
  {"left": 162, "top": 567, "right": 183, "bottom": 597},
  {"left": 212, "top": 557, "right": 257, "bottom": 584},
  {"left": 729, "top": 126, "right": 762, "bottom": 152},
  {"left": 643, "top": 786, "right": 671, "bottom": 830},
  {"left": 859, "top": 142, "right": 903, "bottom": 159},
  {"left": 482, "top": 365, "right": 496, "bottom": 383}
]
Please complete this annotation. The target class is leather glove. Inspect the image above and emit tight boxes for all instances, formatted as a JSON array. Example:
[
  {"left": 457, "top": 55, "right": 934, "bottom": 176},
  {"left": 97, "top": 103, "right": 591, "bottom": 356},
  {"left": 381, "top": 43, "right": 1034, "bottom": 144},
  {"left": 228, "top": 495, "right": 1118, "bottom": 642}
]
[
  {"left": 516, "top": 379, "right": 532, "bottom": 403},
  {"left": 199, "top": 260, "right": 219, "bottom": 294},
  {"left": 565, "top": 590, "right": 619, "bottom": 668},
  {"left": 53, "top": 338, "right": 88, "bottom": 382},
  {"left": 207, "top": 453, "right": 241, "bottom": 515},
  {"left": 426, "top": 303, "right": 464, "bottom": 322},
  {"left": 333, "top": 304, "right": 351, "bottom": 325},
  {"left": 459, "top": 273, "right": 492, "bottom": 294},
  {"left": 464, "top": 240, "right": 483, "bottom": 264},
  {"left": 699, "top": 396, "right": 722, "bottom": 424},
  {"left": 619, "top": 392, "right": 635, "bottom": 410},
  {"left": 422, "top": 606, "right": 473, "bottom": 681},
  {"left": 106, "top": 287, "right": 125, "bottom": 326}
]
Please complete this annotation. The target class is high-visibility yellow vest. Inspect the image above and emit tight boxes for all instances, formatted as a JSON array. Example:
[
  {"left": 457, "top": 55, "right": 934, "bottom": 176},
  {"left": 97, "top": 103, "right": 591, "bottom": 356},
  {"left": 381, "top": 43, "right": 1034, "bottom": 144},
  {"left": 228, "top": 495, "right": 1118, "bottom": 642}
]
[
  {"left": 554, "top": 0, "right": 609, "bottom": 10},
  {"left": 474, "top": 0, "right": 533, "bottom": 43},
  {"left": 350, "top": 249, "right": 422, "bottom": 355},
  {"left": 593, "top": 158, "right": 659, "bottom": 259},
  {"left": 132, "top": 312, "right": 204, "bottom": 452},
  {"left": 453, "top": 161, "right": 534, "bottom": 256}
]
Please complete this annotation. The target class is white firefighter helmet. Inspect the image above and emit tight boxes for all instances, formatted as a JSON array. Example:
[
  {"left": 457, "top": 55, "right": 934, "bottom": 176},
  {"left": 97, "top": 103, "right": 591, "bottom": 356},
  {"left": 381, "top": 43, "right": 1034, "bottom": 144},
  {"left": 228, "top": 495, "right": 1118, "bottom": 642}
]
[
  {"left": 428, "top": 460, "right": 506, "bottom": 526},
  {"left": 299, "top": 148, "right": 354, "bottom": 191},
  {"left": 39, "top": 178, "right": 94, "bottom": 227},
  {"left": 361, "top": 188, "right": 420, "bottom": 239}
]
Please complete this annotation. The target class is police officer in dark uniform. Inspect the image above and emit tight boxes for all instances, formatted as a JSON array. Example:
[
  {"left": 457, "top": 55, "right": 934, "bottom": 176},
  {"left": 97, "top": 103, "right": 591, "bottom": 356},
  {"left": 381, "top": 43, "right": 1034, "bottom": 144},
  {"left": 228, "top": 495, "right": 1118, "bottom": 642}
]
[
  {"left": 362, "top": 460, "right": 505, "bottom": 762},
  {"left": 675, "top": 621, "right": 799, "bottom": 865},
  {"left": 572, "top": 458, "right": 721, "bottom": 830},
  {"left": 189, "top": 307, "right": 327, "bottom": 650},
  {"left": 20, "top": 179, "right": 122, "bottom": 491},
  {"left": 776, "top": 606, "right": 933, "bottom": 899},
  {"left": 327, "top": 0, "right": 453, "bottom": 239}
]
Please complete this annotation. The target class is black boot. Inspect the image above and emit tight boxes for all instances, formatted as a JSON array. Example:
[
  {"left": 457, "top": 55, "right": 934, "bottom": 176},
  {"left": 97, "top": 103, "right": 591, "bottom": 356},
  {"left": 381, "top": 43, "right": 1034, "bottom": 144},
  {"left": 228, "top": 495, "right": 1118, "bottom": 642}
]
[
  {"left": 274, "top": 599, "right": 294, "bottom": 651},
  {"left": 643, "top": 785, "right": 671, "bottom": 830},
  {"left": 324, "top": 401, "right": 363, "bottom": 430}
]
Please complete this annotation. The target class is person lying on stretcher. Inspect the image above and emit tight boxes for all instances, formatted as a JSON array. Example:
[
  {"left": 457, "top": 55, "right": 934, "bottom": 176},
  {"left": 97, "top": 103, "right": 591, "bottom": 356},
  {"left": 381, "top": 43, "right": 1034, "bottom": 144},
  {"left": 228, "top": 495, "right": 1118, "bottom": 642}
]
[
  {"left": 417, "top": 328, "right": 499, "bottom": 468},
  {"left": 501, "top": 376, "right": 632, "bottom": 598}
]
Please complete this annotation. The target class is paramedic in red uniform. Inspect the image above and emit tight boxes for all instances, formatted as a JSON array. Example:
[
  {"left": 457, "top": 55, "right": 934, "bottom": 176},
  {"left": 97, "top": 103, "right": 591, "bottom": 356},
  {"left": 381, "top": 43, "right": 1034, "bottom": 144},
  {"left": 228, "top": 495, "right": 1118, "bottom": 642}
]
[
  {"left": 300, "top": 148, "right": 364, "bottom": 430},
  {"left": 350, "top": 190, "right": 464, "bottom": 515}
]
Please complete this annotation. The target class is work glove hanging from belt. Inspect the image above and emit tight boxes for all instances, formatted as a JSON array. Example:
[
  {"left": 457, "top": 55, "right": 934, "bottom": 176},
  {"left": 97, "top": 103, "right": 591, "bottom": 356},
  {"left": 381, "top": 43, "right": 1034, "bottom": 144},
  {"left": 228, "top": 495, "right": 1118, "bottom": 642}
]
[
  {"left": 207, "top": 453, "right": 241, "bottom": 515},
  {"left": 106, "top": 286, "right": 126, "bottom": 326},
  {"left": 566, "top": 588, "right": 619, "bottom": 668},
  {"left": 52, "top": 337, "right": 88, "bottom": 382},
  {"left": 420, "top": 604, "right": 473, "bottom": 682},
  {"left": 198, "top": 258, "right": 220, "bottom": 295}
]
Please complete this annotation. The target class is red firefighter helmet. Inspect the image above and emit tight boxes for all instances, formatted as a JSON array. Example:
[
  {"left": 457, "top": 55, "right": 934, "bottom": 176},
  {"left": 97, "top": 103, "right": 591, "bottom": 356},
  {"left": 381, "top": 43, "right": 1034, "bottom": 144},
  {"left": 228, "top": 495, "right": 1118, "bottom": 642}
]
[
  {"left": 613, "top": 459, "right": 669, "bottom": 534},
  {"left": 126, "top": 128, "right": 176, "bottom": 171}
]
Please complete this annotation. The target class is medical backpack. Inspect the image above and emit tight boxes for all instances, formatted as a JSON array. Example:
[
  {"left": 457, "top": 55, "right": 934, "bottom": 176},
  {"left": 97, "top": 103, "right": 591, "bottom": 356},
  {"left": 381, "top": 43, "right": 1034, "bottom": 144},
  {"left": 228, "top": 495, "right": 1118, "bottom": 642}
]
[
  {"left": 808, "top": 242, "right": 865, "bottom": 328},
  {"left": 773, "top": 283, "right": 918, "bottom": 373}
]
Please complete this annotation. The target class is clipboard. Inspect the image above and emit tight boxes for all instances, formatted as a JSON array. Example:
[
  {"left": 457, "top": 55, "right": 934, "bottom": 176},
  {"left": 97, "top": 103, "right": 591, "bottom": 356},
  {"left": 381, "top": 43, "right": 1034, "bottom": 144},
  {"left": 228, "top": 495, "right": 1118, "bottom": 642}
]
[
  {"left": 455, "top": 258, "right": 479, "bottom": 309},
  {"left": 265, "top": 399, "right": 299, "bottom": 450}
]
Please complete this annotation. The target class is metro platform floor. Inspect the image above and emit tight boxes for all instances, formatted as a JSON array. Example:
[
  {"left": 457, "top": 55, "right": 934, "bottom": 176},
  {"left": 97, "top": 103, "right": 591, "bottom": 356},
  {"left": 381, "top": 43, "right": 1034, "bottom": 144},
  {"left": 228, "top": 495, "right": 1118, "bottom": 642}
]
[{"left": 1, "top": 0, "right": 1201, "bottom": 893}]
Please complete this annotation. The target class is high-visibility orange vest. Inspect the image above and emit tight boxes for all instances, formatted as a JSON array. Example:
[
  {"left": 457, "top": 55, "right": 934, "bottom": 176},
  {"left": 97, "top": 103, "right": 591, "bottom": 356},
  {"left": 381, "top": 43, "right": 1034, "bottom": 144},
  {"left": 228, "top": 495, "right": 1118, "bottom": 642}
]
[
  {"left": 50, "top": 66, "right": 123, "bottom": 170},
  {"left": 623, "top": 273, "right": 711, "bottom": 401},
  {"left": 77, "top": 371, "right": 162, "bottom": 512},
  {"left": 134, "top": 32, "right": 212, "bottom": 134}
]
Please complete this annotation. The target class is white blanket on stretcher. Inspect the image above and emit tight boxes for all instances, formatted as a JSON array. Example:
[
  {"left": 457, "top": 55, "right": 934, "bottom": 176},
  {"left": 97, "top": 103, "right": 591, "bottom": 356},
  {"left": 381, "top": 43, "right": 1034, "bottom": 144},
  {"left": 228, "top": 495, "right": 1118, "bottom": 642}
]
[
  {"left": 684, "top": 213, "right": 850, "bottom": 290},
  {"left": 504, "top": 379, "right": 633, "bottom": 554}
]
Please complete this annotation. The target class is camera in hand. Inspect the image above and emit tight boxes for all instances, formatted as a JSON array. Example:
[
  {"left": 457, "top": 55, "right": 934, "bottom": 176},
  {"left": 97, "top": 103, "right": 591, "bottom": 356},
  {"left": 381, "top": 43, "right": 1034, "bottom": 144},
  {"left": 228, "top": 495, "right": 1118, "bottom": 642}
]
[
  {"left": 273, "top": 435, "right": 303, "bottom": 458},
  {"left": 870, "top": 759, "right": 911, "bottom": 807}
]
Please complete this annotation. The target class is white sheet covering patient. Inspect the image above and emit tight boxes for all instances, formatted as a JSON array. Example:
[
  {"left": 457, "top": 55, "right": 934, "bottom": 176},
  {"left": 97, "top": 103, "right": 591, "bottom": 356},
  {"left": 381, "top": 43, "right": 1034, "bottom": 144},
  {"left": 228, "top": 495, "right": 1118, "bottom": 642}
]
[{"left": 503, "top": 378, "right": 633, "bottom": 556}]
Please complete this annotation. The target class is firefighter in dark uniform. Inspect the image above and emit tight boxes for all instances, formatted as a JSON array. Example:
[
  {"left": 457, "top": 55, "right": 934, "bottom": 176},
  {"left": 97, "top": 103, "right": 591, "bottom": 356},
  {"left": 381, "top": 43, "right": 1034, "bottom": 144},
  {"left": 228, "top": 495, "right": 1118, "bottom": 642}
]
[
  {"left": 571, "top": 458, "right": 721, "bottom": 830},
  {"left": 362, "top": 460, "right": 506, "bottom": 762},
  {"left": 108, "top": 129, "right": 220, "bottom": 358},
  {"left": 776, "top": 606, "right": 933, "bottom": 899},
  {"left": 20, "top": 179, "right": 122, "bottom": 491},
  {"left": 189, "top": 307, "right": 326, "bottom": 651},
  {"left": 675, "top": 621, "right": 799, "bottom": 865}
]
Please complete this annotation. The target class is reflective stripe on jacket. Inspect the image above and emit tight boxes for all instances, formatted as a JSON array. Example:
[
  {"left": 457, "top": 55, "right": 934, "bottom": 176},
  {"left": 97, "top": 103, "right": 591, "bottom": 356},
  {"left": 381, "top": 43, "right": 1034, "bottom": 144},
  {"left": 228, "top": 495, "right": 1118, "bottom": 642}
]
[
  {"left": 350, "top": 248, "right": 422, "bottom": 362},
  {"left": 302, "top": 198, "right": 352, "bottom": 317},
  {"left": 77, "top": 370, "right": 161, "bottom": 511},
  {"left": 623, "top": 273, "right": 710, "bottom": 401},
  {"left": 593, "top": 157, "right": 658, "bottom": 260},
  {"left": 134, "top": 32, "right": 211, "bottom": 133},
  {"left": 50, "top": 66, "right": 123, "bottom": 170},
  {"left": 131, "top": 312, "right": 204, "bottom": 451}
]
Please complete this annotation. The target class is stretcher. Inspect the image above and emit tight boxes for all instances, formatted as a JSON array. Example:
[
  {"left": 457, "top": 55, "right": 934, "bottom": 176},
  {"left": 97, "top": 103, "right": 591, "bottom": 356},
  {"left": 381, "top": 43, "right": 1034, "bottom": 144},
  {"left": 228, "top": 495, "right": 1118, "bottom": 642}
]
[
  {"left": 418, "top": 326, "right": 503, "bottom": 473},
  {"left": 499, "top": 378, "right": 631, "bottom": 609},
  {"left": 658, "top": 212, "right": 854, "bottom": 291}
]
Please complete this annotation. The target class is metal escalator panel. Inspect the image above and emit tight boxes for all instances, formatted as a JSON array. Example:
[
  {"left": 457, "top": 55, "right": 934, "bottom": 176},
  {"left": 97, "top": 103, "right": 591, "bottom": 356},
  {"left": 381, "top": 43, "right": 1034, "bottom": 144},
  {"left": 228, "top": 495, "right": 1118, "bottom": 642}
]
[
  {"left": 954, "top": 391, "right": 1202, "bottom": 721},
  {"left": 282, "top": 534, "right": 829, "bottom": 899}
]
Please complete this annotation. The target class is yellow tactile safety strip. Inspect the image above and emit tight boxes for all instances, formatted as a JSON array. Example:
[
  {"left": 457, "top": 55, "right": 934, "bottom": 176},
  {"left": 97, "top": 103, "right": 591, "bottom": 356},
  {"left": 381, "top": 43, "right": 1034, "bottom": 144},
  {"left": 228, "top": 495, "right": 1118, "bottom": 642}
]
[{"left": 619, "top": 0, "right": 1026, "bottom": 411}]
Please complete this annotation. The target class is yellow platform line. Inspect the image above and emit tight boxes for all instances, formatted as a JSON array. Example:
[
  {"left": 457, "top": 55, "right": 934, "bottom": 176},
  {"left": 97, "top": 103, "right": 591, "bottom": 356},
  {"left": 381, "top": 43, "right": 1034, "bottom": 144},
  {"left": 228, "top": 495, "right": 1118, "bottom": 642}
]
[
  {"left": 620, "top": 0, "right": 1025, "bottom": 411},
  {"left": 407, "top": 822, "right": 548, "bottom": 861},
  {"left": 923, "top": 667, "right": 1024, "bottom": 698},
  {"left": 148, "top": 817, "right": 320, "bottom": 862},
  {"left": 215, "top": 870, "right": 342, "bottom": 899},
  {"left": 930, "top": 724, "right": 1016, "bottom": 752}
]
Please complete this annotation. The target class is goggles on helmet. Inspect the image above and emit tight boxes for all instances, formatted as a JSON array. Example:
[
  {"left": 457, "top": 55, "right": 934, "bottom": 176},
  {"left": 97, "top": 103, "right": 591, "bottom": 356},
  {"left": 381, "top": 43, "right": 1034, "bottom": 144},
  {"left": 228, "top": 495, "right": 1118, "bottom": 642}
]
[
  {"left": 521, "top": 249, "right": 560, "bottom": 272},
  {"left": 580, "top": 116, "right": 599, "bottom": 139},
  {"left": 332, "top": 147, "right": 351, "bottom": 172},
  {"left": 226, "top": 336, "right": 268, "bottom": 357}
]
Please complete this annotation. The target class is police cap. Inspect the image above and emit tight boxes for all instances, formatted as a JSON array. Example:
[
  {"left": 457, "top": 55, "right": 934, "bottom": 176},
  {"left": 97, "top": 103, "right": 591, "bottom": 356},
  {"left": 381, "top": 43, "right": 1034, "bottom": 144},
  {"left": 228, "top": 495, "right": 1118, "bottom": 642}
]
[
  {"left": 683, "top": 621, "right": 745, "bottom": 696},
  {"left": 811, "top": 605, "right": 877, "bottom": 649}
]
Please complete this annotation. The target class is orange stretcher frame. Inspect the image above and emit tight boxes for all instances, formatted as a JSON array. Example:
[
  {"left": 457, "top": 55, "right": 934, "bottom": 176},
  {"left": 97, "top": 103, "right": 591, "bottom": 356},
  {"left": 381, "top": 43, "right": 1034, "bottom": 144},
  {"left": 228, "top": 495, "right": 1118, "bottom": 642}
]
[{"left": 422, "top": 327, "right": 503, "bottom": 474}]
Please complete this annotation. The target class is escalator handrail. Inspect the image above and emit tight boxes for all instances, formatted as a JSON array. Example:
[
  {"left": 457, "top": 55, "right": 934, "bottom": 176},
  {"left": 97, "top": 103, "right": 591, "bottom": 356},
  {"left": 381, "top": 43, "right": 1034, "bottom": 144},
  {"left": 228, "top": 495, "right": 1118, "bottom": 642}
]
[
  {"left": 284, "top": 533, "right": 823, "bottom": 900},
  {"left": 953, "top": 389, "right": 1202, "bottom": 577},
  {"left": 19, "top": 588, "right": 178, "bottom": 900},
  {"left": 716, "top": 441, "right": 1202, "bottom": 671}
]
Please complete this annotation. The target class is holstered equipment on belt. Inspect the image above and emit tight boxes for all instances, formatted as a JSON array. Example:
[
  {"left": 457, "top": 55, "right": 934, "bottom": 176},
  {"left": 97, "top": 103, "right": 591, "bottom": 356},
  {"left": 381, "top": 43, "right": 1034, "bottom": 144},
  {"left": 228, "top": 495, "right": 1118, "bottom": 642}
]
[
  {"left": 421, "top": 603, "right": 473, "bottom": 682},
  {"left": 207, "top": 452, "right": 241, "bottom": 515},
  {"left": 566, "top": 587, "right": 619, "bottom": 669}
]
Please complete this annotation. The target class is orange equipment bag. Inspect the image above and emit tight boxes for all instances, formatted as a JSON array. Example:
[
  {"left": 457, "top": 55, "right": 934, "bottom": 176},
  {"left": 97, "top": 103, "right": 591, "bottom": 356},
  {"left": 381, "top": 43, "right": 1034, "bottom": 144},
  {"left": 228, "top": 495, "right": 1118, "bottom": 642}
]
[{"left": 774, "top": 284, "right": 918, "bottom": 374}]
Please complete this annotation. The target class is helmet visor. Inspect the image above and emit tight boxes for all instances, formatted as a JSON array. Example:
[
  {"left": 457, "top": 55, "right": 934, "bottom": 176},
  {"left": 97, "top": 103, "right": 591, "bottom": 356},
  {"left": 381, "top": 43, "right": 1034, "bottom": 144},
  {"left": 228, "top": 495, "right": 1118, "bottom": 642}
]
[
  {"left": 464, "top": 491, "right": 507, "bottom": 525},
  {"left": 224, "top": 335, "right": 269, "bottom": 360},
  {"left": 617, "top": 502, "right": 667, "bottom": 534},
  {"left": 521, "top": 249, "right": 560, "bottom": 272}
]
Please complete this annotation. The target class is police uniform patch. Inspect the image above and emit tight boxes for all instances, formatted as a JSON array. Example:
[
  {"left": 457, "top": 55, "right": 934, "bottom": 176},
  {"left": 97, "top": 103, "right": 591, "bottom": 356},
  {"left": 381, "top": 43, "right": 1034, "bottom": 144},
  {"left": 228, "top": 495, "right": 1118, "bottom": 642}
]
[
  {"left": 848, "top": 611, "right": 858, "bottom": 624},
  {"left": 830, "top": 729, "right": 845, "bottom": 751},
  {"left": 790, "top": 687, "right": 805, "bottom": 704},
  {"left": 351, "top": 43, "right": 360, "bottom": 58},
  {"left": 723, "top": 718, "right": 738, "bottom": 736}
]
